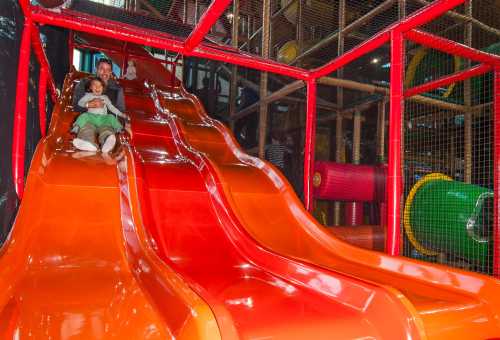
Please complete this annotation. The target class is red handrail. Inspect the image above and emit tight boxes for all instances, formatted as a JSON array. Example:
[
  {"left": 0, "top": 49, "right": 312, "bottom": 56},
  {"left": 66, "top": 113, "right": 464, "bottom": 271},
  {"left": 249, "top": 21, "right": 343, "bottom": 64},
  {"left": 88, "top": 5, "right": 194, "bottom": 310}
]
[
  {"left": 304, "top": 79, "right": 317, "bottom": 211},
  {"left": 12, "top": 17, "right": 32, "bottom": 199},
  {"left": 386, "top": 30, "right": 404, "bottom": 256}
]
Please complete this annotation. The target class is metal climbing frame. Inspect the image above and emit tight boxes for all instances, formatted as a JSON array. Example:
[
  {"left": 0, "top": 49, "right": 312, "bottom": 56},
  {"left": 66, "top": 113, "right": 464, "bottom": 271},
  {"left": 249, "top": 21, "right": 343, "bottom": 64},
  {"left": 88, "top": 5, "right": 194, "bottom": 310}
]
[{"left": 12, "top": 0, "right": 500, "bottom": 272}]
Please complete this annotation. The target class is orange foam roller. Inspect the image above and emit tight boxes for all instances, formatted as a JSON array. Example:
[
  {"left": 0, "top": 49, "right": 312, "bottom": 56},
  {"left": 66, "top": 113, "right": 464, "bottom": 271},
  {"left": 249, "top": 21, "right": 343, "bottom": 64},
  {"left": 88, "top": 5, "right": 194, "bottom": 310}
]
[{"left": 328, "top": 225, "right": 386, "bottom": 252}]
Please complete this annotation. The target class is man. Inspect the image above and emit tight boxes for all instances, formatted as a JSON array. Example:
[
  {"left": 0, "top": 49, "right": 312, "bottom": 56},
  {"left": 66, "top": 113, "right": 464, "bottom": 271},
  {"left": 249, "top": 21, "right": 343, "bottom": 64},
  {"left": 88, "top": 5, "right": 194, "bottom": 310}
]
[
  {"left": 72, "top": 58, "right": 127, "bottom": 152},
  {"left": 72, "top": 58, "right": 125, "bottom": 113}
]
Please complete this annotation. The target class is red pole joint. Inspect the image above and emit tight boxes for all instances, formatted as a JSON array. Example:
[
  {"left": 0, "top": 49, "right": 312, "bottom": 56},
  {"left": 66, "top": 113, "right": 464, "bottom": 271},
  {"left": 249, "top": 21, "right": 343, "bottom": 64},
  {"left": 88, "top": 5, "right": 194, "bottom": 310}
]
[
  {"left": 184, "top": 0, "right": 232, "bottom": 53},
  {"left": 494, "top": 67, "right": 500, "bottom": 277},
  {"left": 304, "top": 79, "right": 317, "bottom": 211},
  {"left": 12, "top": 17, "right": 33, "bottom": 199},
  {"left": 386, "top": 29, "right": 404, "bottom": 256},
  {"left": 310, "top": 31, "right": 390, "bottom": 79}
]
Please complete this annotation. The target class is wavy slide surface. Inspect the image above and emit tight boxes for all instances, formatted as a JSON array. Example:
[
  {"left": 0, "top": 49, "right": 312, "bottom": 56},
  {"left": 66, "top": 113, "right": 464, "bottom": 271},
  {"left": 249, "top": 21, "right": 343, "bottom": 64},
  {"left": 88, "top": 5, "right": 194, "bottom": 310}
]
[
  {"left": 0, "top": 60, "right": 499, "bottom": 339},
  {"left": 130, "top": 58, "right": 500, "bottom": 339}
]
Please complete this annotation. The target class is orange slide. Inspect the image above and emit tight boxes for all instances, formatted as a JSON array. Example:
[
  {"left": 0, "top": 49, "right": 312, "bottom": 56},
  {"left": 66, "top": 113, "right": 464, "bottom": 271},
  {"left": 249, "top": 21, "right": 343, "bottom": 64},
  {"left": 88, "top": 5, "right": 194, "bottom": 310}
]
[
  {"left": 0, "top": 63, "right": 500, "bottom": 339},
  {"left": 149, "top": 70, "right": 500, "bottom": 339}
]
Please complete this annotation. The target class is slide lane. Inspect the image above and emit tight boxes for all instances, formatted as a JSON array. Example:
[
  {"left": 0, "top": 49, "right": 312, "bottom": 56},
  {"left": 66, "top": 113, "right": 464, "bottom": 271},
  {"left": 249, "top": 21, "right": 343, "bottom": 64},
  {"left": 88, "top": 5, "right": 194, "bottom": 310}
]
[
  {"left": 0, "top": 72, "right": 219, "bottom": 339},
  {"left": 125, "top": 81, "right": 424, "bottom": 339}
]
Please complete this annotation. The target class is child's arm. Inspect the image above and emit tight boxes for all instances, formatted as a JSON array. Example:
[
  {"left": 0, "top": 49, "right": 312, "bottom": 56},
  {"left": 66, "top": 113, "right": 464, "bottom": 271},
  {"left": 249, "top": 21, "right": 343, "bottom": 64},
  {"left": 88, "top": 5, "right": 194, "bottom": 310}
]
[
  {"left": 103, "top": 96, "right": 128, "bottom": 119},
  {"left": 72, "top": 80, "right": 88, "bottom": 112},
  {"left": 77, "top": 93, "right": 94, "bottom": 108}
]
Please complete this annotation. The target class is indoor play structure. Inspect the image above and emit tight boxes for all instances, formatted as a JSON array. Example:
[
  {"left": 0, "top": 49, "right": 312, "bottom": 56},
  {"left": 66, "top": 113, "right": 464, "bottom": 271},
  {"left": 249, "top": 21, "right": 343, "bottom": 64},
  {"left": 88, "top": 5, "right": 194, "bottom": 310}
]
[{"left": 2, "top": 0, "right": 500, "bottom": 339}]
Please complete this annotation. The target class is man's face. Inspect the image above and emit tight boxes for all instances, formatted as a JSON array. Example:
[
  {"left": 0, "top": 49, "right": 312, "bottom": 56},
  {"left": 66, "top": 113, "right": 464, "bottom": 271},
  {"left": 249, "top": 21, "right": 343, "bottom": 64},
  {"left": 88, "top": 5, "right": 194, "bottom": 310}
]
[{"left": 96, "top": 62, "right": 112, "bottom": 84}]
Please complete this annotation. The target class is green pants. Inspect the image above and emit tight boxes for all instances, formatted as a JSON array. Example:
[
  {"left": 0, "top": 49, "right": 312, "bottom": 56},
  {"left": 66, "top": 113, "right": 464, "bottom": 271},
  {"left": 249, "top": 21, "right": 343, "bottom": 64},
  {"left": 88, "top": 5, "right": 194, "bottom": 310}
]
[{"left": 74, "top": 113, "right": 123, "bottom": 132}]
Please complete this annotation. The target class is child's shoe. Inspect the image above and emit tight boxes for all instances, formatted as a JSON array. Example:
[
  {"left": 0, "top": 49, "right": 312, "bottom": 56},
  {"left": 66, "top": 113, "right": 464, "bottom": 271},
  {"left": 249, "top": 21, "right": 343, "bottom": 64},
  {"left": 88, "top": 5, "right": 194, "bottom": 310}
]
[
  {"left": 102, "top": 134, "right": 116, "bottom": 153},
  {"left": 73, "top": 138, "right": 98, "bottom": 152}
]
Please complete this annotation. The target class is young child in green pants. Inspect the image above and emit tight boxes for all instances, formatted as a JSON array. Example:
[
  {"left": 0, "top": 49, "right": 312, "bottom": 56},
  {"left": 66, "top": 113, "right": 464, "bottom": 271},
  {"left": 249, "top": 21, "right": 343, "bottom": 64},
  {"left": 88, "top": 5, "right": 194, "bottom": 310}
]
[{"left": 73, "top": 77, "right": 129, "bottom": 153}]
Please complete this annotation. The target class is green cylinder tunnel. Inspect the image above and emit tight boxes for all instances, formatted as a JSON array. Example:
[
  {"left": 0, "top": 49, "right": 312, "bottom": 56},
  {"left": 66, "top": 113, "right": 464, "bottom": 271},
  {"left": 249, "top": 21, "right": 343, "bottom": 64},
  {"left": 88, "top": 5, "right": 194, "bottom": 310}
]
[{"left": 405, "top": 174, "right": 492, "bottom": 265}]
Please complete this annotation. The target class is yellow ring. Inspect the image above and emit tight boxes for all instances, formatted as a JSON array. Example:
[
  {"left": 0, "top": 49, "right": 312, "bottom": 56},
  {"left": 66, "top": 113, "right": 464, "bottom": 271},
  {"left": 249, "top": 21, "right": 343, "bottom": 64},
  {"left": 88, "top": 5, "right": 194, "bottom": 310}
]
[
  {"left": 405, "top": 48, "right": 462, "bottom": 98},
  {"left": 403, "top": 173, "right": 452, "bottom": 256}
]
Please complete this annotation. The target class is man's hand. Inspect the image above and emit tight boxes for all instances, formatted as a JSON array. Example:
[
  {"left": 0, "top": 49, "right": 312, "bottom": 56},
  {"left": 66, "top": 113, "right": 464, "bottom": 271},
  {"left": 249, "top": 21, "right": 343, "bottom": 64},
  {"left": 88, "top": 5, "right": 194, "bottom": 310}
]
[{"left": 87, "top": 98, "right": 105, "bottom": 109}]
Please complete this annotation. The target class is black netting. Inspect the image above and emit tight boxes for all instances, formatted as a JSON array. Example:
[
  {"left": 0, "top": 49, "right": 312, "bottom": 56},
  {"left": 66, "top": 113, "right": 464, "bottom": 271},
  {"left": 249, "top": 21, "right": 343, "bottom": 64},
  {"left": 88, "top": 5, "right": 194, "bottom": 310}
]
[
  {"left": 1, "top": 0, "right": 55, "bottom": 245},
  {"left": 402, "top": 36, "right": 495, "bottom": 274},
  {"left": 0, "top": 0, "right": 22, "bottom": 245}
]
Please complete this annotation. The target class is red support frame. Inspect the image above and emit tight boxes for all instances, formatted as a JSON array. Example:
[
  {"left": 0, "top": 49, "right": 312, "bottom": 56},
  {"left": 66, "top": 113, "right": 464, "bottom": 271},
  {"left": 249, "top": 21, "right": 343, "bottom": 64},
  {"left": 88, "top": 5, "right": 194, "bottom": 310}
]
[
  {"left": 310, "top": 31, "right": 390, "bottom": 79},
  {"left": 24, "top": 0, "right": 499, "bottom": 264},
  {"left": 74, "top": 42, "right": 180, "bottom": 85},
  {"left": 386, "top": 29, "right": 404, "bottom": 256},
  {"left": 12, "top": 17, "right": 32, "bottom": 199},
  {"left": 304, "top": 79, "right": 317, "bottom": 211},
  {"left": 31, "top": 7, "right": 309, "bottom": 80},
  {"left": 404, "top": 64, "right": 492, "bottom": 98},
  {"left": 405, "top": 30, "right": 500, "bottom": 65},
  {"left": 184, "top": 0, "right": 232, "bottom": 53},
  {"left": 310, "top": 0, "right": 466, "bottom": 79},
  {"left": 31, "top": 7, "right": 185, "bottom": 53},
  {"left": 494, "top": 67, "right": 500, "bottom": 278},
  {"left": 190, "top": 45, "right": 309, "bottom": 80},
  {"left": 74, "top": 42, "right": 159, "bottom": 63}
]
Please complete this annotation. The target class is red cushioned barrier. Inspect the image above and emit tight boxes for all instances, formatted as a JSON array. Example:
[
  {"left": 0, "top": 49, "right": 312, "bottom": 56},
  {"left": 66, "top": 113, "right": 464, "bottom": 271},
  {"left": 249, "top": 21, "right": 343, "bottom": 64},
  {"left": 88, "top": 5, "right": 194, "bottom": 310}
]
[{"left": 314, "top": 161, "right": 386, "bottom": 202}]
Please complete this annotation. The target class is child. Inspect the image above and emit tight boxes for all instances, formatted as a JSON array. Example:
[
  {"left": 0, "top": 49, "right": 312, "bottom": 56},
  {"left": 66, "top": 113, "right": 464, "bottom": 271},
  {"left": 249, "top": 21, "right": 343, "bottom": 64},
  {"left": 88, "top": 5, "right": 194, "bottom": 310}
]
[
  {"left": 72, "top": 77, "right": 129, "bottom": 153},
  {"left": 124, "top": 60, "right": 137, "bottom": 80}
]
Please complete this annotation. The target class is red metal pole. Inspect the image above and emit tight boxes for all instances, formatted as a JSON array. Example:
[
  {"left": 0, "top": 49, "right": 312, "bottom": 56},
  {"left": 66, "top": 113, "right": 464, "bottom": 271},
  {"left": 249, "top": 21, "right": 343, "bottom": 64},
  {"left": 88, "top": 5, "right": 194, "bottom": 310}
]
[
  {"left": 31, "top": 7, "right": 310, "bottom": 80},
  {"left": 75, "top": 42, "right": 158, "bottom": 63},
  {"left": 38, "top": 66, "right": 48, "bottom": 138},
  {"left": 494, "top": 67, "right": 500, "bottom": 278},
  {"left": 310, "top": 0, "right": 465, "bottom": 79},
  {"left": 386, "top": 30, "right": 404, "bottom": 256},
  {"left": 405, "top": 30, "right": 500, "bottom": 66},
  {"left": 31, "top": 7, "right": 185, "bottom": 53},
  {"left": 191, "top": 45, "right": 310, "bottom": 80},
  {"left": 18, "top": 0, "right": 30, "bottom": 15},
  {"left": 68, "top": 30, "right": 74, "bottom": 69},
  {"left": 405, "top": 64, "right": 492, "bottom": 98},
  {"left": 31, "top": 24, "right": 57, "bottom": 103},
  {"left": 12, "top": 17, "right": 32, "bottom": 199},
  {"left": 396, "top": 0, "right": 464, "bottom": 32},
  {"left": 184, "top": 0, "right": 232, "bottom": 53},
  {"left": 304, "top": 79, "right": 317, "bottom": 211}
]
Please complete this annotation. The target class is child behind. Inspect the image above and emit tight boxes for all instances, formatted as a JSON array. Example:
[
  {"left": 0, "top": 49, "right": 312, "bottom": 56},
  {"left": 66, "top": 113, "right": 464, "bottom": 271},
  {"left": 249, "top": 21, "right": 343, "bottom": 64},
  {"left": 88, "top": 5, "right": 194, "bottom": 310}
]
[
  {"left": 73, "top": 77, "right": 129, "bottom": 153},
  {"left": 124, "top": 60, "right": 137, "bottom": 80}
]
